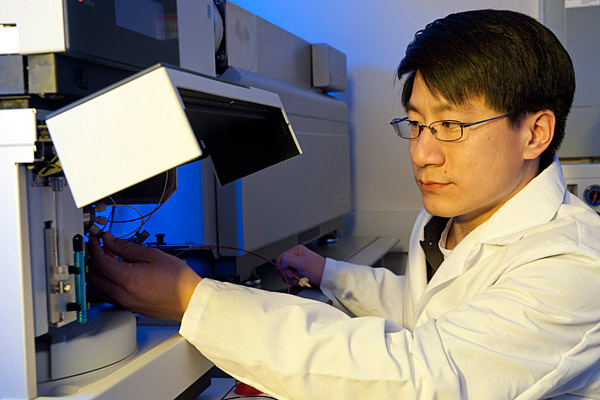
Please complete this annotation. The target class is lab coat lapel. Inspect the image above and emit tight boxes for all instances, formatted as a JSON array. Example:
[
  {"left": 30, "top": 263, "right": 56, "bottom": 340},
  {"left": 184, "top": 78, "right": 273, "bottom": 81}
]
[
  {"left": 402, "top": 209, "right": 430, "bottom": 330},
  {"left": 414, "top": 229, "right": 485, "bottom": 322},
  {"left": 403, "top": 212, "right": 489, "bottom": 328}
]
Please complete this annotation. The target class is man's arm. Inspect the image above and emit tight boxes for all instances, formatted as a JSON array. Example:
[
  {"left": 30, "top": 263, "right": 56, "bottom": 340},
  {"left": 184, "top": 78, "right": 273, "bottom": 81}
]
[
  {"left": 278, "top": 245, "right": 406, "bottom": 322},
  {"left": 180, "top": 255, "right": 600, "bottom": 400}
]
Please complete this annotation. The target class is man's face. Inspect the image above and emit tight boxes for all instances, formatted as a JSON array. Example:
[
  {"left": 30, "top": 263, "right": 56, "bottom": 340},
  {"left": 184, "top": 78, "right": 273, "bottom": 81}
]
[{"left": 408, "top": 74, "right": 537, "bottom": 229}]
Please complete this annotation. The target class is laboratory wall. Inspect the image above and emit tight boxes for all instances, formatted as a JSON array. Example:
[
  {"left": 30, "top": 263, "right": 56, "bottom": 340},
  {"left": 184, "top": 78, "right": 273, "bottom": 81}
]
[{"left": 231, "top": 0, "right": 540, "bottom": 250}]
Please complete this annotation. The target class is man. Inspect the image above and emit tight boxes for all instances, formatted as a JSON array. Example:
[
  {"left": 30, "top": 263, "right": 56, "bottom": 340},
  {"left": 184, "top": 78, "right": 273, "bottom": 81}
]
[{"left": 89, "top": 9, "right": 600, "bottom": 399}]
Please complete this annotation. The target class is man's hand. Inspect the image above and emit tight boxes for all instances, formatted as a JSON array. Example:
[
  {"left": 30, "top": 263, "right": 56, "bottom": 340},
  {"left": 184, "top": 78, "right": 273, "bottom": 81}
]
[
  {"left": 88, "top": 232, "right": 202, "bottom": 321},
  {"left": 276, "top": 245, "right": 325, "bottom": 288}
]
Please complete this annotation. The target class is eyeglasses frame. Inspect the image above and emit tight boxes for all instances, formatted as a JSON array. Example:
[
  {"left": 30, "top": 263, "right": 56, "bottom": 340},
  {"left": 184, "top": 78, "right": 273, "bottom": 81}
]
[{"left": 390, "top": 114, "right": 509, "bottom": 142}]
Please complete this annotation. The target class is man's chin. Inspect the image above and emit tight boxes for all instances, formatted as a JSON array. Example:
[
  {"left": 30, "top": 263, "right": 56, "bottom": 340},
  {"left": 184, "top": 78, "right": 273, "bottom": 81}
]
[{"left": 422, "top": 202, "right": 456, "bottom": 219}]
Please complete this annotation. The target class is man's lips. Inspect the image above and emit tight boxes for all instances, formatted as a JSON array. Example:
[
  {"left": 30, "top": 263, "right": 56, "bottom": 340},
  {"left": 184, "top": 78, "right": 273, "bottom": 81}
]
[{"left": 418, "top": 179, "right": 450, "bottom": 191}]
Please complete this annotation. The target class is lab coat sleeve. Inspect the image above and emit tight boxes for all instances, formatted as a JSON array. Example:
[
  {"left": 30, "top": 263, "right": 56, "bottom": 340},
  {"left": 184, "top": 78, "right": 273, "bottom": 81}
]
[
  {"left": 319, "top": 257, "right": 405, "bottom": 324},
  {"left": 180, "top": 252, "right": 600, "bottom": 400},
  {"left": 180, "top": 278, "right": 433, "bottom": 400}
]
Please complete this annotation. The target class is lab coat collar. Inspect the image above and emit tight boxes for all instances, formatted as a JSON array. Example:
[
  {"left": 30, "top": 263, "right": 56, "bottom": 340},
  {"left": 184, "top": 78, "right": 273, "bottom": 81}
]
[{"left": 477, "top": 157, "right": 566, "bottom": 246}]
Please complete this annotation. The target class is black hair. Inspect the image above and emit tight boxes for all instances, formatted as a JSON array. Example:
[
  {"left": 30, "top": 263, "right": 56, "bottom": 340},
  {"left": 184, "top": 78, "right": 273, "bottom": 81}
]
[{"left": 397, "top": 9, "right": 575, "bottom": 171}]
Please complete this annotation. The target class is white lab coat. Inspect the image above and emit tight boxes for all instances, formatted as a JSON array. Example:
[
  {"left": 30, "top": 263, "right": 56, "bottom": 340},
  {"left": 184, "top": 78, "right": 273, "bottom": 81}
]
[{"left": 180, "top": 159, "right": 600, "bottom": 400}]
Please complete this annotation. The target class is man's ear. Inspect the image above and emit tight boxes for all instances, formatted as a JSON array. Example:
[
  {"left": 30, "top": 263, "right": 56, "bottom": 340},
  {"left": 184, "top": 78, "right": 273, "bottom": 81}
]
[{"left": 523, "top": 110, "right": 555, "bottom": 160}]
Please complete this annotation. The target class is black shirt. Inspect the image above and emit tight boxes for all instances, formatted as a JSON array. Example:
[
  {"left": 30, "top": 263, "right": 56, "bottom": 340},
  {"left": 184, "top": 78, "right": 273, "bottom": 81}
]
[{"left": 419, "top": 216, "right": 450, "bottom": 282}]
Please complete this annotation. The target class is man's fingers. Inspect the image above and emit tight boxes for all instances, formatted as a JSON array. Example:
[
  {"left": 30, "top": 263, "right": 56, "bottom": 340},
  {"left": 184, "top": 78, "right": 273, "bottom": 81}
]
[
  {"left": 280, "top": 252, "right": 302, "bottom": 269},
  {"left": 87, "top": 269, "right": 126, "bottom": 307},
  {"left": 88, "top": 235, "right": 118, "bottom": 261},
  {"left": 276, "top": 245, "right": 308, "bottom": 265},
  {"left": 101, "top": 232, "right": 158, "bottom": 263},
  {"left": 88, "top": 234, "right": 138, "bottom": 286},
  {"left": 282, "top": 266, "right": 299, "bottom": 280}
]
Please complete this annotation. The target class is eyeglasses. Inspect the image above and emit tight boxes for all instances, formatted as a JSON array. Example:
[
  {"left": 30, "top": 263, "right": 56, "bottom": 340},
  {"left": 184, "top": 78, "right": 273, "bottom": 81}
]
[{"left": 389, "top": 114, "right": 509, "bottom": 142}]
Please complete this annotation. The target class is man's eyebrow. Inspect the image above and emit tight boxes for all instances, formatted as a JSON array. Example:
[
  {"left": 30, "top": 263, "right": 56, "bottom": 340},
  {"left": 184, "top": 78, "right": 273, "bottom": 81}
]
[{"left": 405, "top": 103, "right": 418, "bottom": 113}]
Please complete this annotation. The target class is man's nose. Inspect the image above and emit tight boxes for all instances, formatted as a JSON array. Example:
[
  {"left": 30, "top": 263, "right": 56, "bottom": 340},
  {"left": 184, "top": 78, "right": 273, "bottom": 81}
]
[{"left": 409, "top": 127, "right": 445, "bottom": 167}]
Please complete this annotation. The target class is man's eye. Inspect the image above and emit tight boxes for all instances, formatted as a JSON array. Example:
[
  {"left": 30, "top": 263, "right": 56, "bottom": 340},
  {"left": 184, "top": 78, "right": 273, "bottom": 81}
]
[
  {"left": 407, "top": 120, "right": 420, "bottom": 128},
  {"left": 441, "top": 121, "right": 461, "bottom": 130}
]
